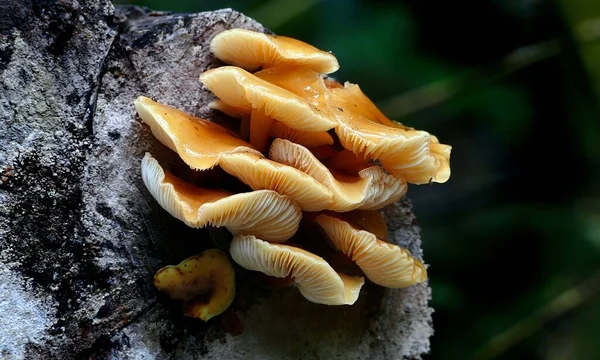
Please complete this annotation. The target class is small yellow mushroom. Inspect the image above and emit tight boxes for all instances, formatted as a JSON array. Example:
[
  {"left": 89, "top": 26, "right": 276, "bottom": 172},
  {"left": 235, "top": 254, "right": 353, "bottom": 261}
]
[{"left": 154, "top": 249, "right": 236, "bottom": 321}]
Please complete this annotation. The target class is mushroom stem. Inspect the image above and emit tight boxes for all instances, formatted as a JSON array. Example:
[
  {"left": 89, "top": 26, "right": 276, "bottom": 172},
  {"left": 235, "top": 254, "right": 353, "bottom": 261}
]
[
  {"left": 323, "top": 149, "right": 370, "bottom": 174},
  {"left": 341, "top": 210, "right": 388, "bottom": 240},
  {"left": 250, "top": 109, "right": 274, "bottom": 153},
  {"left": 240, "top": 114, "right": 250, "bottom": 141},
  {"left": 308, "top": 145, "right": 337, "bottom": 161}
]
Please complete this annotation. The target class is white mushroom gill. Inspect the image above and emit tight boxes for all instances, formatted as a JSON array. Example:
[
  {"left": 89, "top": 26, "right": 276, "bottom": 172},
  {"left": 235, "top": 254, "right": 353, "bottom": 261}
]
[
  {"left": 140, "top": 153, "right": 301, "bottom": 242},
  {"left": 230, "top": 235, "right": 364, "bottom": 305}
]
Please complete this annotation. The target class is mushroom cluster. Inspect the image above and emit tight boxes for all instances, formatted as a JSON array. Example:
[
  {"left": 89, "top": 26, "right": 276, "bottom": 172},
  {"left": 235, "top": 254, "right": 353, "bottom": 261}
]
[{"left": 139, "top": 29, "right": 451, "bottom": 319}]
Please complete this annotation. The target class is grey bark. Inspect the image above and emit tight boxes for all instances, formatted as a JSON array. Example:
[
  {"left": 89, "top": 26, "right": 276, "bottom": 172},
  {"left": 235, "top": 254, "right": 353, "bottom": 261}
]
[{"left": 0, "top": 1, "right": 433, "bottom": 359}]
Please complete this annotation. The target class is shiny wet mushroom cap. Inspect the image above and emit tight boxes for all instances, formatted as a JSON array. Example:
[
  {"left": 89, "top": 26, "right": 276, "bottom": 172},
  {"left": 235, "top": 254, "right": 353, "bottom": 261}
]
[
  {"left": 315, "top": 214, "right": 427, "bottom": 288},
  {"left": 229, "top": 235, "right": 364, "bottom": 305},
  {"left": 208, "top": 100, "right": 334, "bottom": 149},
  {"left": 199, "top": 67, "right": 337, "bottom": 145},
  {"left": 135, "top": 96, "right": 261, "bottom": 170},
  {"left": 138, "top": 105, "right": 335, "bottom": 212},
  {"left": 141, "top": 153, "right": 301, "bottom": 242},
  {"left": 210, "top": 28, "right": 339, "bottom": 74},
  {"left": 153, "top": 249, "right": 235, "bottom": 321},
  {"left": 327, "top": 82, "right": 452, "bottom": 185}
]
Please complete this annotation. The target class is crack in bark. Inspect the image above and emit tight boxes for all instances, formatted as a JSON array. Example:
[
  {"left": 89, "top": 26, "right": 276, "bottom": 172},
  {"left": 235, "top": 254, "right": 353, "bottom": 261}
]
[
  {"left": 85, "top": 30, "right": 118, "bottom": 135},
  {"left": 77, "top": 301, "right": 159, "bottom": 358}
]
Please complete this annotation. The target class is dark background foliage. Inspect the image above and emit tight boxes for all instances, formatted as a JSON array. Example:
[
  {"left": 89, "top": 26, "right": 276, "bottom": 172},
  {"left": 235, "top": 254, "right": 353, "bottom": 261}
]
[{"left": 114, "top": 0, "right": 600, "bottom": 358}]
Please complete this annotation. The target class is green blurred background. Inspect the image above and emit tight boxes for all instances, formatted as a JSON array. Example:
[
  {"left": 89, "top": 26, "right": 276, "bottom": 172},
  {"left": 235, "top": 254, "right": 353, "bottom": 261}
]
[{"left": 114, "top": 0, "right": 600, "bottom": 359}]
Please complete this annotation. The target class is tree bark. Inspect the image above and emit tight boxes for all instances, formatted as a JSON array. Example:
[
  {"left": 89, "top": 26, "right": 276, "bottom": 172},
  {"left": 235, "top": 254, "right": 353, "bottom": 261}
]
[{"left": 0, "top": 2, "right": 433, "bottom": 359}]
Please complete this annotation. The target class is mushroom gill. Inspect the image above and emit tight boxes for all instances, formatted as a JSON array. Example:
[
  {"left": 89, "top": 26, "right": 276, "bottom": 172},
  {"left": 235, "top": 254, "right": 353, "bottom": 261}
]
[
  {"left": 230, "top": 235, "right": 364, "bottom": 305},
  {"left": 210, "top": 28, "right": 339, "bottom": 74},
  {"left": 315, "top": 214, "right": 427, "bottom": 288},
  {"left": 141, "top": 153, "right": 301, "bottom": 242},
  {"left": 327, "top": 82, "right": 452, "bottom": 184},
  {"left": 137, "top": 99, "right": 335, "bottom": 211},
  {"left": 218, "top": 152, "right": 333, "bottom": 212},
  {"left": 269, "top": 139, "right": 406, "bottom": 211}
]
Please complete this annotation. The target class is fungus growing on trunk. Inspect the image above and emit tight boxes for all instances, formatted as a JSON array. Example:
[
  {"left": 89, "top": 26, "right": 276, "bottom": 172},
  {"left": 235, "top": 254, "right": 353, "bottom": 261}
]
[{"left": 138, "top": 28, "right": 451, "bottom": 311}]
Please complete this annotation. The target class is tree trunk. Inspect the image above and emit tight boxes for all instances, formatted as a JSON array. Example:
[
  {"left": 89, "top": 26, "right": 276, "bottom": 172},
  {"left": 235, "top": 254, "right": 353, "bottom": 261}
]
[{"left": 0, "top": 1, "right": 433, "bottom": 358}]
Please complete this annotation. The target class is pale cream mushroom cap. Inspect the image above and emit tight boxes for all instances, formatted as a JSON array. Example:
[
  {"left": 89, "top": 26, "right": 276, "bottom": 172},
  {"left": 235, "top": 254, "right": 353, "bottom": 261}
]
[
  {"left": 315, "top": 214, "right": 427, "bottom": 288},
  {"left": 269, "top": 139, "right": 406, "bottom": 211},
  {"left": 210, "top": 28, "right": 339, "bottom": 74},
  {"left": 230, "top": 235, "right": 364, "bottom": 305},
  {"left": 141, "top": 153, "right": 301, "bottom": 242}
]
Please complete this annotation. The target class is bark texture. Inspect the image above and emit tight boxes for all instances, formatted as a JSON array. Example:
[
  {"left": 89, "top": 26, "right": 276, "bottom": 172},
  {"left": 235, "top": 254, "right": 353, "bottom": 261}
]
[{"left": 0, "top": 2, "right": 433, "bottom": 359}]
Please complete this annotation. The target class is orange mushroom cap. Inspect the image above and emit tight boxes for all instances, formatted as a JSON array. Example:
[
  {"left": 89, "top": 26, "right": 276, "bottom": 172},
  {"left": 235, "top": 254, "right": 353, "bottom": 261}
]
[
  {"left": 141, "top": 153, "right": 301, "bottom": 242},
  {"left": 137, "top": 98, "right": 335, "bottom": 212},
  {"left": 328, "top": 82, "right": 452, "bottom": 184},
  {"left": 315, "top": 214, "right": 427, "bottom": 288},
  {"left": 321, "top": 149, "right": 372, "bottom": 174},
  {"left": 269, "top": 121, "right": 334, "bottom": 148},
  {"left": 209, "top": 100, "right": 334, "bottom": 148},
  {"left": 229, "top": 235, "right": 364, "bottom": 305},
  {"left": 210, "top": 28, "right": 339, "bottom": 74},
  {"left": 199, "top": 66, "right": 337, "bottom": 133},
  {"left": 135, "top": 96, "right": 261, "bottom": 170}
]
